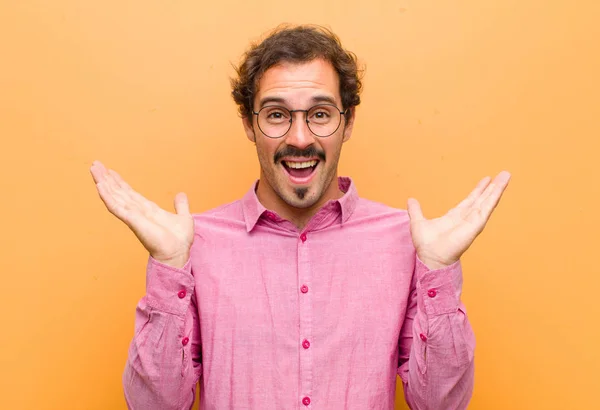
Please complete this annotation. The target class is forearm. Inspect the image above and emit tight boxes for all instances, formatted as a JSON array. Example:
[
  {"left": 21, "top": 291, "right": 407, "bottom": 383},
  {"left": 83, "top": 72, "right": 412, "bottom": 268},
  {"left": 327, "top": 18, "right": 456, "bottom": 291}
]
[
  {"left": 404, "top": 304, "right": 475, "bottom": 409},
  {"left": 399, "top": 258, "right": 475, "bottom": 410},
  {"left": 123, "top": 257, "right": 201, "bottom": 410}
]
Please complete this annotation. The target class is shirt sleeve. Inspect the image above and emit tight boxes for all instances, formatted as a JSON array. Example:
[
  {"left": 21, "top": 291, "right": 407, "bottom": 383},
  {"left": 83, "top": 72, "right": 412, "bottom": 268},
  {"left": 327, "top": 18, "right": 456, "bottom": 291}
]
[
  {"left": 122, "top": 256, "right": 202, "bottom": 410},
  {"left": 397, "top": 256, "right": 475, "bottom": 410}
]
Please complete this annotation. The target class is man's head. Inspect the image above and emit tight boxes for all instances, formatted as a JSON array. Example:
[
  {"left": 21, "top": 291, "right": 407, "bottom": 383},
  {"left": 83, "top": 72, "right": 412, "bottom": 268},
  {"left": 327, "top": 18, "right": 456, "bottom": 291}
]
[{"left": 231, "top": 25, "right": 362, "bottom": 210}]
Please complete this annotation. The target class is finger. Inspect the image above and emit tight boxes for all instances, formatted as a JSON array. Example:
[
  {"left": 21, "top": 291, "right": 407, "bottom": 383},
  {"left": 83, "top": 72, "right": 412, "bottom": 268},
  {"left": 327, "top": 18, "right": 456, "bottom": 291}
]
[
  {"left": 174, "top": 192, "right": 190, "bottom": 215},
  {"left": 106, "top": 169, "right": 140, "bottom": 204},
  {"left": 94, "top": 166, "right": 150, "bottom": 230},
  {"left": 96, "top": 180, "right": 122, "bottom": 216},
  {"left": 90, "top": 160, "right": 109, "bottom": 184},
  {"left": 407, "top": 198, "right": 425, "bottom": 222},
  {"left": 455, "top": 176, "right": 491, "bottom": 210},
  {"left": 476, "top": 171, "right": 511, "bottom": 207},
  {"left": 97, "top": 179, "right": 144, "bottom": 226},
  {"left": 479, "top": 171, "right": 511, "bottom": 219},
  {"left": 95, "top": 168, "right": 136, "bottom": 213},
  {"left": 98, "top": 166, "right": 122, "bottom": 194},
  {"left": 110, "top": 170, "right": 159, "bottom": 215},
  {"left": 108, "top": 169, "right": 133, "bottom": 191},
  {"left": 105, "top": 169, "right": 153, "bottom": 212}
]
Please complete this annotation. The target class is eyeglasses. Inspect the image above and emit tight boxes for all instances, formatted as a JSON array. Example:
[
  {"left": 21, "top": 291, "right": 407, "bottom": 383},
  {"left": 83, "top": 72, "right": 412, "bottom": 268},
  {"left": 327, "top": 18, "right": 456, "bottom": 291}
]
[{"left": 252, "top": 104, "right": 348, "bottom": 139}]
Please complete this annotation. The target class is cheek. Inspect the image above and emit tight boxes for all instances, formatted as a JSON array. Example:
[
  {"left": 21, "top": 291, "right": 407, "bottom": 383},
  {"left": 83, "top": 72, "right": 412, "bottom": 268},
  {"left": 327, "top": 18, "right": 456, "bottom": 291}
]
[
  {"left": 256, "top": 138, "right": 280, "bottom": 162},
  {"left": 321, "top": 138, "right": 343, "bottom": 161}
]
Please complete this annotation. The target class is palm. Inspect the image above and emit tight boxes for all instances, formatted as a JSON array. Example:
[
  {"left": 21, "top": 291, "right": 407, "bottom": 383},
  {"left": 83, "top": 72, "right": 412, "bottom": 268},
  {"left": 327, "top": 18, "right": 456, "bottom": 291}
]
[
  {"left": 408, "top": 171, "right": 511, "bottom": 269},
  {"left": 90, "top": 161, "right": 194, "bottom": 265}
]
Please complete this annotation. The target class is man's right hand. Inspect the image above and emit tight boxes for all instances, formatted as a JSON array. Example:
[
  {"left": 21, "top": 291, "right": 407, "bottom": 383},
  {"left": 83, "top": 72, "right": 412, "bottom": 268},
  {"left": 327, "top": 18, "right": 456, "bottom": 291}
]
[{"left": 90, "top": 160, "right": 194, "bottom": 268}]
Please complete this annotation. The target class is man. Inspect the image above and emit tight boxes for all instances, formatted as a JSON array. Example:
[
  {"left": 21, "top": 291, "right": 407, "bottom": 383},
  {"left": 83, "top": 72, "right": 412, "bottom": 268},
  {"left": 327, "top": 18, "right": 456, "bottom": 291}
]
[{"left": 90, "top": 25, "right": 510, "bottom": 409}]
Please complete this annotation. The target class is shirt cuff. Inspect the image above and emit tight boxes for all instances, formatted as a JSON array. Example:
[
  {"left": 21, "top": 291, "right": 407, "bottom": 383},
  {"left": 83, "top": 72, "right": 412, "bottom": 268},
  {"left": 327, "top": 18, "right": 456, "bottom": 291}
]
[
  {"left": 145, "top": 255, "right": 194, "bottom": 317},
  {"left": 415, "top": 256, "right": 463, "bottom": 317}
]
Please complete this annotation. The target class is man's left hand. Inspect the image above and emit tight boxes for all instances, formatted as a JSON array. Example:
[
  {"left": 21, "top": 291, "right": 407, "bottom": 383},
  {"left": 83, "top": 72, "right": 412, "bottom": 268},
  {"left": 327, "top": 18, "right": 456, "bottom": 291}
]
[{"left": 407, "top": 171, "right": 511, "bottom": 270}]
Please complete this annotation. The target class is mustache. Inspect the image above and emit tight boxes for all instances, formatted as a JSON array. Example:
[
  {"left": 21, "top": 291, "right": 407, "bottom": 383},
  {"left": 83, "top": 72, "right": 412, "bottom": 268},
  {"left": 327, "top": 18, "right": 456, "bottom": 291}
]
[{"left": 274, "top": 146, "right": 326, "bottom": 164}]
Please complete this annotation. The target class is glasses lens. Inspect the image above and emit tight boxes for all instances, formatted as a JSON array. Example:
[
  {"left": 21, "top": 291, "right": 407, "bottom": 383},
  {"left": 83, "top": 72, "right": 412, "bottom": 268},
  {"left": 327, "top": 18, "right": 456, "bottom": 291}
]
[
  {"left": 258, "top": 106, "right": 291, "bottom": 138},
  {"left": 307, "top": 105, "right": 341, "bottom": 137}
]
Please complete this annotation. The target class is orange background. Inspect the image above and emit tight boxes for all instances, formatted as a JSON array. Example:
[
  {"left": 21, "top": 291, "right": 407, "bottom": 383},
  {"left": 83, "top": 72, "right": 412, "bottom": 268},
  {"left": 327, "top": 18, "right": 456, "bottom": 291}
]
[{"left": 1, "top": 1, "right": 598, "bottom": 409}]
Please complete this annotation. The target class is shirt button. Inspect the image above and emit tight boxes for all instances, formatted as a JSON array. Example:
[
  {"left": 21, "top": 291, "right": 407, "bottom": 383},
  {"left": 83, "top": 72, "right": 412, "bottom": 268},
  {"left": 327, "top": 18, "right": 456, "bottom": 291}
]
[
  {"left": 265, "top": 211, "right": 276, "bottom": 221},
  {"left": 300, "top": 285, "right": 309, "bottom": 294},
  {"left": 427, "top": 289, "right": 437, "bottom": 298},
  {"left": 302, "top": 339, "right": 310, "bottom": 349},
  {"left": 182, "top": 337, "right": 189, "bottom": 346},
  {"left": 302, "top": 396, "right": 311, "bottom": 406},
  {"left": 300, "top": 233, "right": 307, "bottom": 242},
  {"left": 178, "top": 290, "right": 187, "bottom": 299},
  {"left": 419, "top": 333, "right": 427, "bottom": 342}
]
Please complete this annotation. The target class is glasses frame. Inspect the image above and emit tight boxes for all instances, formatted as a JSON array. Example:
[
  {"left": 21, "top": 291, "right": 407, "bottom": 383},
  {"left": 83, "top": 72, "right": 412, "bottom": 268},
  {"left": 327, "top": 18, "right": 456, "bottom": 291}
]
[{"left": 251, "top": 103, "right": 349, "bottom": 139}]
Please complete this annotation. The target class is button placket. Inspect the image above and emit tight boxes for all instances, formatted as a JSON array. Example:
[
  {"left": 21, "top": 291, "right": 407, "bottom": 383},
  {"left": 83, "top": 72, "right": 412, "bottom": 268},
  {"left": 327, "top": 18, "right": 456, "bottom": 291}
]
[{"left": 298, "top": 229, "right": 313, "bottom": 407}]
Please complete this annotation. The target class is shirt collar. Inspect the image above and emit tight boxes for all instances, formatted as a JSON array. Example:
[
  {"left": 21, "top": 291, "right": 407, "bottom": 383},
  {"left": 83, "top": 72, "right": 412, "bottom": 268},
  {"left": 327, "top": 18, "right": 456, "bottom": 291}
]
[{"left": 242, "top": 177, "right": 359, "bottom": 232}]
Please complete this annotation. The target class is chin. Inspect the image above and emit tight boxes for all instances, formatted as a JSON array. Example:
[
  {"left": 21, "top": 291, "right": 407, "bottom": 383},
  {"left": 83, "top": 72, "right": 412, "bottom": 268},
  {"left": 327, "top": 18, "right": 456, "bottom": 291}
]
[{"left": 281, "top": 186, "right": 321, "bottom": 209}]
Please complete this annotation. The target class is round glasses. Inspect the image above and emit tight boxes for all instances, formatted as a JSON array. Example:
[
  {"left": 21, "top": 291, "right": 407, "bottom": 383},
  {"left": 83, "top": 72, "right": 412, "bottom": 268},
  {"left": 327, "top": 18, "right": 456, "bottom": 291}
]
[{"left": 252, "top": 104, "right": 348, "bottom": 139}]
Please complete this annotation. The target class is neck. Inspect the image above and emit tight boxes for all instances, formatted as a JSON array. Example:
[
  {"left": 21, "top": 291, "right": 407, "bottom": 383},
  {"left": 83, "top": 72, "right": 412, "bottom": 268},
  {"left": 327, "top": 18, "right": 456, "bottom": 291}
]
[{"left": 256, "top": 175, "right": 344, "bottom": 230}]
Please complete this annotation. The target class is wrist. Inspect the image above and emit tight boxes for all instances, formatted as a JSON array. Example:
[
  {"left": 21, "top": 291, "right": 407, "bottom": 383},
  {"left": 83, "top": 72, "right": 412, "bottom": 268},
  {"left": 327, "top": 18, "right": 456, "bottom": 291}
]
[
  {"left": 417, "top": 254, "right": 456, "bottom": 271},
  {"left": 152, "top": 252, "right": 190, "bottom": 269}
]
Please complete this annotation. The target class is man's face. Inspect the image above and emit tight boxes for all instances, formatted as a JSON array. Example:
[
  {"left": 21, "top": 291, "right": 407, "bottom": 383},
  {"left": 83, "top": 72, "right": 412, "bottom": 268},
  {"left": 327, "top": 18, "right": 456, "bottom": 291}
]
[{"left": 243, "top": 59, "right": 355, "bottom": 209}]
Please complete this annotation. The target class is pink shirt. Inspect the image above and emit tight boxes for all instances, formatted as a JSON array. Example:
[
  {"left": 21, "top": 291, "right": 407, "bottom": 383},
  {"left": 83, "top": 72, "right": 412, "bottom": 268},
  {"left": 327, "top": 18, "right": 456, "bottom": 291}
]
[{"left": 123, "top": 178, "right": 474, "bottom": 409}]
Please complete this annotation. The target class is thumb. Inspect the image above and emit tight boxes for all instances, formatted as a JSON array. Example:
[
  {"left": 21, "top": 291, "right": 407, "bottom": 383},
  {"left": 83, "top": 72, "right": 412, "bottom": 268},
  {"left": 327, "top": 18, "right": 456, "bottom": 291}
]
[
  {"left": 174, "top": 192, "right": 190, "bottom": 215},
  {"left": 407, "top": 198, "right": 425, "bottom": 222}
]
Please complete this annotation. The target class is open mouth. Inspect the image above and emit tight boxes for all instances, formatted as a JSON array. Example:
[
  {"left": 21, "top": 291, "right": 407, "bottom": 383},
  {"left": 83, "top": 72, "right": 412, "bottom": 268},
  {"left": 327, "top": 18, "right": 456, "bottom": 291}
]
[{"left": 281, "top": 159, "right": 319, "bottom": 182}]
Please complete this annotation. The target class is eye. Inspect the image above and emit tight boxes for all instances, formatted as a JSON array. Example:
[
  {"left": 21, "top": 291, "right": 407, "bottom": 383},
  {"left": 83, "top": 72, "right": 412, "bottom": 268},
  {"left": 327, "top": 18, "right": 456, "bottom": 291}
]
[
  {"left": 268, "top": 111, "right": 283, "bottom": 119},
  {"left": 309, "top": 105, "right": 336, "bottom": 123},
  {"left": 262, "top": 107, "right": 290, "bottom": 123}
]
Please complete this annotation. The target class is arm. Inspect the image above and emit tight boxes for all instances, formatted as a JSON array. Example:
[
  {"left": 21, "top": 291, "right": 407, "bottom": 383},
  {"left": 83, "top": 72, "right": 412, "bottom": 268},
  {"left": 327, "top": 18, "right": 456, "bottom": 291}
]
[
  {"left": 89, "top": 161, "right": 199, "bottom": 408},
  {"left": 398, "top": 257, "right": 475, "bottom": 410},
  {"left": 400, "top": 171, "right": 511, "bottom": 408},
  {"left": 123, "top": 256, "right": 202, "bottom": 410}
]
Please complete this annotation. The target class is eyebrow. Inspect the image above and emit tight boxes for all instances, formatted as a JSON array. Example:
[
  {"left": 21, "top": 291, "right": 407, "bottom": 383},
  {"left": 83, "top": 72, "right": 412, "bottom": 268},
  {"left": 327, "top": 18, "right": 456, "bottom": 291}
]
[{"left": 258, "top": 95, "right": 339, "bottom": 109}]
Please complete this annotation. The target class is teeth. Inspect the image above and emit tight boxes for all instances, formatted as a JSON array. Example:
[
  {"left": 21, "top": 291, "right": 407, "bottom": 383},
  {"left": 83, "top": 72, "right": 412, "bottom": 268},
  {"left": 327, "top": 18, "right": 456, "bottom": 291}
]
[{"left": 284, "top": 160, "right": 318, "bottom": 169}]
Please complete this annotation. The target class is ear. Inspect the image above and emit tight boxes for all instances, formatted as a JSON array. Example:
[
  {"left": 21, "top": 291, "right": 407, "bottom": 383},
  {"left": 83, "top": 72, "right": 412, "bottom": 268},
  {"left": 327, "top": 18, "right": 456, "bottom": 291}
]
[
  {"left": 242, "top": 116, "right": 255, "bottom": 142},
  {"left": 342, "top": 107, "right": 355, "bottom": 143}
]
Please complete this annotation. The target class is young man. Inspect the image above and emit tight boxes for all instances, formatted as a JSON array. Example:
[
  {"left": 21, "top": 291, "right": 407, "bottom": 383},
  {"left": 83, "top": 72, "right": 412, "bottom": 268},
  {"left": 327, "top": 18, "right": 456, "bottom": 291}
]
[{"left": 90, "top": 25, "right": 510, "bottom": 409}]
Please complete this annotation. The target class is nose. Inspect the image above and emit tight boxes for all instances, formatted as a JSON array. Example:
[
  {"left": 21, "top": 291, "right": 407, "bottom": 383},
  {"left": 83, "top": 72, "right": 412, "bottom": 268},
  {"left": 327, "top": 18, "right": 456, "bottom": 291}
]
[{"left": 284, "top": 111, "right": 315, "bottom": 150}]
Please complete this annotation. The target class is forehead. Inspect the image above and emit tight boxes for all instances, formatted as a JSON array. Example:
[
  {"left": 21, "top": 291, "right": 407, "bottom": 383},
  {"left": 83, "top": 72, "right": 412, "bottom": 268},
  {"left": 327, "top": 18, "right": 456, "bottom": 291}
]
[{"left": 255, "top": 59, "right": 341, "bottom": 108}]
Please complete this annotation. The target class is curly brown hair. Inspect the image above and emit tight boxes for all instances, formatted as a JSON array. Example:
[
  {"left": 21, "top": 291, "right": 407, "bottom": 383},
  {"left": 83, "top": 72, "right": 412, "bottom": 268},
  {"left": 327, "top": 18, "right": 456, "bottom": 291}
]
[{"left": 231, "top": 24, "right": 363, "bottom": 120}]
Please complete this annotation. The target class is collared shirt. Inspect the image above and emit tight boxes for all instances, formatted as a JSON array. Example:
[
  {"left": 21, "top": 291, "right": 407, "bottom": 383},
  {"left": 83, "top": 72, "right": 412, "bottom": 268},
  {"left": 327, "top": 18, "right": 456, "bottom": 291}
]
[{"left": 123, "top": 177, "right": 475, "bottom": 410}]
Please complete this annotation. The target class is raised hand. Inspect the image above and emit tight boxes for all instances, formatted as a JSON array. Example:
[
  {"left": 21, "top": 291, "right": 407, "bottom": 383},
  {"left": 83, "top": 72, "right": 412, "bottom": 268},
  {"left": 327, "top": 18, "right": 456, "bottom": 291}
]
[
  {"left": 407, "top": 171, "right": 511, "bottom": 270},
  {"left": 90, "top": 160, "right": 194, "bottom": 268}
]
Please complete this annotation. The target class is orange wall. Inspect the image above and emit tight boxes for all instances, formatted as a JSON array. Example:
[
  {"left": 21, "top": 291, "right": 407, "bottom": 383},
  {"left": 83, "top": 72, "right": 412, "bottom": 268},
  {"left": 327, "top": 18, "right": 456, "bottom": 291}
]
[{"left": 1, "top": 1, "right": 598, "bottom": 409}]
